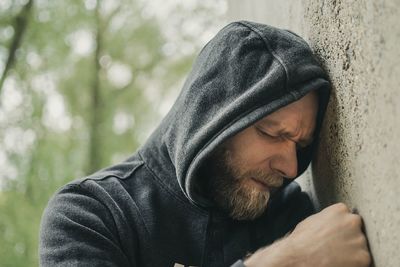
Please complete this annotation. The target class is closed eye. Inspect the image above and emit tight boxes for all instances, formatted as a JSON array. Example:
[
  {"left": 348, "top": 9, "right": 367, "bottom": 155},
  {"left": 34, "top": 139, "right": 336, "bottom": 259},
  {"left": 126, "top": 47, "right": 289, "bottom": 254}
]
[
  {"left": 256, "top": 127, "right": 310, "bottom": 150},
  {"left": 255, "top": 127, "right": 278, "bottom": 139}
]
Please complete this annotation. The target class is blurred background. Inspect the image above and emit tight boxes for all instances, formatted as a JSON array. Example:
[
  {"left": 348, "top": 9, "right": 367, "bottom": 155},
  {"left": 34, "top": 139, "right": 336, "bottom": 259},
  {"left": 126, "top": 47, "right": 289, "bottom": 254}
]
[{"left": 0, "top": 0, "right": 226, "bottom": 266}]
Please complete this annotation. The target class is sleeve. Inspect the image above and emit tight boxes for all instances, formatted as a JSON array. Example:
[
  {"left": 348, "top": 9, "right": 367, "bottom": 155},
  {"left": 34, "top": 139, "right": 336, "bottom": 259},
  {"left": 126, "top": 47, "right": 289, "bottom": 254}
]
[{"left": 39, "top": 184, "right": 137, "bottom": 267}]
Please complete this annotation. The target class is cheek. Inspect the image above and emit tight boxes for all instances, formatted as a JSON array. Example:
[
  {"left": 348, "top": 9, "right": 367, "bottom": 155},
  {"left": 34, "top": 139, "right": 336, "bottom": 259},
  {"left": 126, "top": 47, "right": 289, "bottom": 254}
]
[{"left": 229, "top": 129, "right": 274, "bottom": 166}]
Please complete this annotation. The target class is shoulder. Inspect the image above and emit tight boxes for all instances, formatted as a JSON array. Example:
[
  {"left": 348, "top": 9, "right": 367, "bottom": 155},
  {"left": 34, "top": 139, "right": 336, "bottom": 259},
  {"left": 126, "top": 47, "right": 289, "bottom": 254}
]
[
  {"left": 39, "top": 158, "right": 147, "bottom": 266},
  {"left": 41, "top": 154, "right": 149, "bottom": 231}
]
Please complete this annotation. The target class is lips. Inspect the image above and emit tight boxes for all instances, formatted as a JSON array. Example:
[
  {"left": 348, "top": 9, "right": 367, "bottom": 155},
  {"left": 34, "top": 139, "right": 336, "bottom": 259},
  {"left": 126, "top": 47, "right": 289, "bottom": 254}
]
[
  {"left": 250, "top": 178, "right": 270, "bottom": 191},
  {"left": 250, "top": 177, "right": 282, "bottom": 192}
]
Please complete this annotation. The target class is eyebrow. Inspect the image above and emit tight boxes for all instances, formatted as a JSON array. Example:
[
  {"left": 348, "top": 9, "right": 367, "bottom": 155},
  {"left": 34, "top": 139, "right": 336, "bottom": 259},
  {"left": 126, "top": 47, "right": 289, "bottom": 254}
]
[
  {"left": 259, "top": 119, "right": 314, "bottom": 147},
  {"left": 260, "top": 118, "right": 281, "bottom": 127}
]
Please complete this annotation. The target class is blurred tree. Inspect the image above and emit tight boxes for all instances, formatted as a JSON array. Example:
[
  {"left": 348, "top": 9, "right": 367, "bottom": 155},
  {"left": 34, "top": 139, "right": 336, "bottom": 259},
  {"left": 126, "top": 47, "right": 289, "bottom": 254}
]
[
  {"left": 0, "top": 0, "right": 226, "bottom": 266},
  {"left": 0, "top": 0, "right": 33, "bottom": 94},
  {"left": 87, "top": 2, "right": 103, "bottom": 173}
]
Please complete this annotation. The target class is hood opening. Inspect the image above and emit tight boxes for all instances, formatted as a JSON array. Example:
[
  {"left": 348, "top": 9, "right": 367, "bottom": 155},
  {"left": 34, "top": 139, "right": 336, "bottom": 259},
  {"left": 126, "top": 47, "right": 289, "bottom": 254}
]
[{"left": 140, "top": 21, "right": 331, "bottom": 210}]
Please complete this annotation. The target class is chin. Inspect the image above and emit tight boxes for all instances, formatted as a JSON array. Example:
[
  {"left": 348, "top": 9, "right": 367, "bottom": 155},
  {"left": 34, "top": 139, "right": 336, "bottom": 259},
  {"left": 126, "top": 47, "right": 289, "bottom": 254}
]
[{"left": 228, "top": 187, "right": 270, "bottom": 221}]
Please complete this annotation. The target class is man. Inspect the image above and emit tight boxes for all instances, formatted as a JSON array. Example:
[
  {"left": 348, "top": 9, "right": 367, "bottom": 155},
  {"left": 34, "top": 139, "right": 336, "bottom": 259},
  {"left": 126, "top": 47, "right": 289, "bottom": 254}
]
[{"left": 40, "top": 21, "right": 371, "bottom": 267}]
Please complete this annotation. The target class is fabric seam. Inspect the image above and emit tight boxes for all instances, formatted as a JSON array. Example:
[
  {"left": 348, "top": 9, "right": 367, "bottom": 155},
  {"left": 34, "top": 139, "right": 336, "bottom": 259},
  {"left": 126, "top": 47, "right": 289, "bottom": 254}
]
[
  {"left": 78, "top": 161, "right": 144, "bottom": 184},
  {"left": 237, "top": 21, "right": 291, "bottom": 94}
]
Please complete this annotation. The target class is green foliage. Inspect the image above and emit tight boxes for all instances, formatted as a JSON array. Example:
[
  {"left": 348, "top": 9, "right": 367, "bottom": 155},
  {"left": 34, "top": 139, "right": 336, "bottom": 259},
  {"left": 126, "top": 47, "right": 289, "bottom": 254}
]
[{"left": 0, "top": 0, "right": 226, "bottom": 266}]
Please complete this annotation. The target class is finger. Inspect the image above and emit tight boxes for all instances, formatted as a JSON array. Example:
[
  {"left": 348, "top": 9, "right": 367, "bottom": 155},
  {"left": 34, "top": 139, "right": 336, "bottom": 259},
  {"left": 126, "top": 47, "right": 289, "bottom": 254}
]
[
  {"left": 331, "top": 202, "right": 351, "bottom": 213},
  {"left": 348, "top": 213, "right": 363, "bottom": 229}
]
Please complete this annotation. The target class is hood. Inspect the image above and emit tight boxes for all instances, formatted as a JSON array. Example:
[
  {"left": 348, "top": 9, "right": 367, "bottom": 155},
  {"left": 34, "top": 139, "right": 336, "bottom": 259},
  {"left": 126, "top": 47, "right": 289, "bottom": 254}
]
[{"left": 139, "top": 21, "right": 330, "bottom": 209}]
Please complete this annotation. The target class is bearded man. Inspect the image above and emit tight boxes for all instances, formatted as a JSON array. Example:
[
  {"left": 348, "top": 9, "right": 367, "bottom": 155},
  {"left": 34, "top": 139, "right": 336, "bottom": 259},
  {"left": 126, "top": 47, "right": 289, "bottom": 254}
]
[{"left": 40, "top": 21, "right": 371, "bottom": 267}]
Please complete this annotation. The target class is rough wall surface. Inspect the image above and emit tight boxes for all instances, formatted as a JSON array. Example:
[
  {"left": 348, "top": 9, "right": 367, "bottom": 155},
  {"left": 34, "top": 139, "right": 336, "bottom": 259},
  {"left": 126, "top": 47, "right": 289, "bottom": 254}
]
[{"left": 227, "top": 1, "right": 400, "bottom": 266}]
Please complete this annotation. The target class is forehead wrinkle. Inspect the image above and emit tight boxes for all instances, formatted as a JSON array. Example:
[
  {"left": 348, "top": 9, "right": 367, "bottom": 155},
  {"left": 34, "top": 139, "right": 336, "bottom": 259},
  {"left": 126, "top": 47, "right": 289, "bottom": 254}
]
[
  {"left": 294, "top": 122, "right": 315, "bottom": 146},
  {"left": 260, "top": 115, "right": 299, "bottom": 134}
]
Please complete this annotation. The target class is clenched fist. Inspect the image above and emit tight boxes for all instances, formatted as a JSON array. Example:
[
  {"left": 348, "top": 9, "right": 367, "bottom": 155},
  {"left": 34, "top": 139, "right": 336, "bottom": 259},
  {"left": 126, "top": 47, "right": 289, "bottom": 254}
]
[{"left": 244, "top": 203, "right": 371, "bottom": 267}]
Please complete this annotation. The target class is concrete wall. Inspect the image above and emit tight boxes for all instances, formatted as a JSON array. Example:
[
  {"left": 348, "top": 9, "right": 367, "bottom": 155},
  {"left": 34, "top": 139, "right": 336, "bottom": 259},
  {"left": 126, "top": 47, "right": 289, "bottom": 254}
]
[{"left": 227, "top": 1, "right": 400, "bottom": 266}]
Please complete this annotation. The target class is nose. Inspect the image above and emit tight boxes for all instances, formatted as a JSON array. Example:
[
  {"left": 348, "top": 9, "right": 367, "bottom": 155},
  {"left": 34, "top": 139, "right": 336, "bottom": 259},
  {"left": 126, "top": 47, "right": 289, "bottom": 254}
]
[{"left": 270, "top": 141, "right": 298, "bottom": 179}]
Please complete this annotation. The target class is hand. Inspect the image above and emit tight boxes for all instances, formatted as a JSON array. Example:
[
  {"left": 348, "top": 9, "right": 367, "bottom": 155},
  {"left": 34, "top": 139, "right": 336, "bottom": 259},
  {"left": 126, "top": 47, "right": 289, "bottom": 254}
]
[{"left": 244, "top": 203, "right": 371, "bottom": 267}]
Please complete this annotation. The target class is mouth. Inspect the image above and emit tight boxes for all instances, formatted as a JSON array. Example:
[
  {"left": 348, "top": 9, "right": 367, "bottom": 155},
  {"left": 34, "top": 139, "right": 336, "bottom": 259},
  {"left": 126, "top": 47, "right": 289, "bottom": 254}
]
[
  {"left": 249, "top": 178, "right": 270, "bottom": 191},
  {"left": 249, "top": 177, "right": 282, "bottom": 193}
]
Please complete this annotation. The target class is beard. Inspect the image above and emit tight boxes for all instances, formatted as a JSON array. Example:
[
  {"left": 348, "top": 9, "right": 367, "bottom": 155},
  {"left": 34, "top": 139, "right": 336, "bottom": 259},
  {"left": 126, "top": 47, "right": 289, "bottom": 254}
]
[{"left": 202, "top": 142, "right": 283, "bottom": 221}]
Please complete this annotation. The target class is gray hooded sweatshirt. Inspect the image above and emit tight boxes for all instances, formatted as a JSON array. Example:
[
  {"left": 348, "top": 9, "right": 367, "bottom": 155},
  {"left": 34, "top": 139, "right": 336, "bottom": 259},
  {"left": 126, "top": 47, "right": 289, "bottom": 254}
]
[{"left": 39, "top": 21, "right": 330, "bottom": 267}]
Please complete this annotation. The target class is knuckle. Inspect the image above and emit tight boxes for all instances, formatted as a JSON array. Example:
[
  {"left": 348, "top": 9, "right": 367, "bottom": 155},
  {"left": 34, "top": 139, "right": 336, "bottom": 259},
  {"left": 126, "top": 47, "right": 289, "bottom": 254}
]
[
  {"left": 357, "top": 250, "right": 372, "bottom": 266},
  {"left": 333, "top": 202, "right": 349, "bottom": 212},
  {"left": 349, "top": 214, "right": 363, "bottom": 227},
  {"left": 360, "top": 233, "right": 367, "bottom": 242},
  {"left": 356, "top": 234, "right": 368, "bottom": 247}
]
